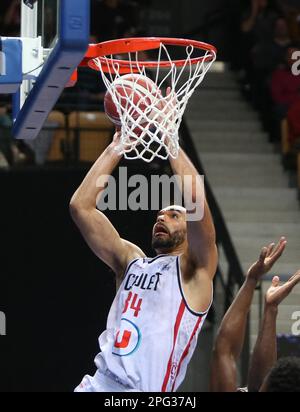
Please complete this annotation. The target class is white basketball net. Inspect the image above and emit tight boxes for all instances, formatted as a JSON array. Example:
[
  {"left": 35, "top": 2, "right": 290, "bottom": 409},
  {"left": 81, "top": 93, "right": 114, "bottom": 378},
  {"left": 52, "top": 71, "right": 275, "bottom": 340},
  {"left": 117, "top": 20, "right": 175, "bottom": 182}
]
[{"left": 94, "top": 42, "right": 216, "bottom": 162}]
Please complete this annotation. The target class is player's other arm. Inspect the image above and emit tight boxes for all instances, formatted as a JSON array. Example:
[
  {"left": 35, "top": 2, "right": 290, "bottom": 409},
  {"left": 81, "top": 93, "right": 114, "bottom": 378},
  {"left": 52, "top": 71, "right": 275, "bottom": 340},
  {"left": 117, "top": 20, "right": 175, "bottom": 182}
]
[
  {"left": 248, "top": 269, "right": 300, "bottom": 392},
  {"left": 210, "top": 238, "right": 286, "bottom": 392},
  {"left": 169, "top": 148, "right": 218, "bottom": 279},
  {"left": 210, "top": 275, "right": 258, "bottom": 392},
  {"left": 69, "top": 132, "right": 145, "bottom": 277}
]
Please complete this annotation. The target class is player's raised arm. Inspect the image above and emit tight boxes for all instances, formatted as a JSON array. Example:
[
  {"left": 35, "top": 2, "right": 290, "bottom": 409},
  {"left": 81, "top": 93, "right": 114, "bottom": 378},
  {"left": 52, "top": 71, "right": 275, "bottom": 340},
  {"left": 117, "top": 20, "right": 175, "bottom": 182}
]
[
  {"left": 69, "top": 131, "right": 145, "bottom": 278},
  {"left": 210, "top": 238, "right": 287, "bottom": 392},
  {"left": 168, "top": 148, "right": 217, "bottom": 279},
  {"left": 249, "top": 269, "right": 300, "bottom": 392}
]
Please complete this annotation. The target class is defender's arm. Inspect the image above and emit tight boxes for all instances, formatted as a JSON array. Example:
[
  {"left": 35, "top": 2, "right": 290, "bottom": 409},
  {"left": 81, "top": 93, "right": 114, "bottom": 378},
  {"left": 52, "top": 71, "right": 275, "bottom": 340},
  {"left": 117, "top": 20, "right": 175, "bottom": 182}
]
[
  {"left": 210, "top": 239, "right": 286, "bottom": 392},
  {"left": 248, "top": 270, "right": 300, "bottom": 392}
]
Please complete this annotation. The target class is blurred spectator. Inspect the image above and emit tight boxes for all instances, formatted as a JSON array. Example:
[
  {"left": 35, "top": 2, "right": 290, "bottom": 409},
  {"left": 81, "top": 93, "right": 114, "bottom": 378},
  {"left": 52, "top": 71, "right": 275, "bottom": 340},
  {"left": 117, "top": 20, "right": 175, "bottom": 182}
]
[
  {"left": 0, "top": 103, "right": 13, "bottom": 168},
  {"left": 279, "top": 0, "right": 300, "bottom": 41},
  {"left": 287, "top": 96, "right": 300, "bottom": 145},
  {"left": 248, "top": 15, "right": 292, "bottom": 132},
  {"left": 91, "top": 0, "right": 140, "bottom": 42},
  {"left": 239, "top": 1, "right": 283, "bottom": 101},
  {"left": 0, "top": 0, "right": 20, "bottom": 37},
  {"left": 250, "top": 16, "right": 291, "bottom": 113},
  {"left": 0, "top": 100, "right": 31, "bottom": 168},
  {"left": 270, "top": 45, "right": 300, "bottom": 140},
  {"left": 253, "top": 17, "right": 292, "bottom": 74},
  {"left": 271, "top": 45, "right": 300, "bottom": 112},
  {"left": 25, "top": 121, "right": 60, "bottom": 166},
  {"left": 241, "top": 0, "right": 282, "bottom": 45}
]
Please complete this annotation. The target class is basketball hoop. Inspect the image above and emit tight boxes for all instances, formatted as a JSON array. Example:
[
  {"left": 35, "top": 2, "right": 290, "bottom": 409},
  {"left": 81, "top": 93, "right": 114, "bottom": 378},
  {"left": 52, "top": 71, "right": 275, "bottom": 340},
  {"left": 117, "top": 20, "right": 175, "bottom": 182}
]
[{"left": 81, "top": 37, "right": 217, "bottom": 162}]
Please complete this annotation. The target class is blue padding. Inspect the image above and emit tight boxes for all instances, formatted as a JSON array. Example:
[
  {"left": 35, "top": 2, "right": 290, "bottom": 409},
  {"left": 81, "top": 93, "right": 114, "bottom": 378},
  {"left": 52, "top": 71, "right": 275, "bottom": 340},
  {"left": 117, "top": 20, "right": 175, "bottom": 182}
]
[
  {"left": 13, "top": 0, "right": 90, "bottom": 140},
  {"left": 0, "top": 39, "right": 22, "bottom": 94}
]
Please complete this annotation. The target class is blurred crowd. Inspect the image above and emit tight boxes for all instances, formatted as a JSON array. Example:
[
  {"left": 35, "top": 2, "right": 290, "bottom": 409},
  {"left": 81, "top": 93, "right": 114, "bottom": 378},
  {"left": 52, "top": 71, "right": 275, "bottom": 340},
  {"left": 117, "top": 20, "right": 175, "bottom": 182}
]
[{"left": 238, "top": 0, "right": 300, "bottom": 145}]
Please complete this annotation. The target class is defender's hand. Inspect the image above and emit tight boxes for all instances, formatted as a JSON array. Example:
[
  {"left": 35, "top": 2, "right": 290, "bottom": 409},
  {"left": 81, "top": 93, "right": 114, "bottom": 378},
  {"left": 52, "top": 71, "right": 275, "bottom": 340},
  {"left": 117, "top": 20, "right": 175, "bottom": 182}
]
[
  {"left": 265, "top": 271, "right": 300, "bottom": 307},
  {"left": 247, "top": 237, "right": 287, "bottom": 282}
]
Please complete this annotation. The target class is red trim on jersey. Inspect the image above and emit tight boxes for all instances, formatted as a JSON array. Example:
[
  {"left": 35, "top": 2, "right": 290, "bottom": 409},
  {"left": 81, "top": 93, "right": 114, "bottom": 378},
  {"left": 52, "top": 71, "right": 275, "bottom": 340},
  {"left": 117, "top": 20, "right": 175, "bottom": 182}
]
[
  {"left": 161, "top": 300, "right": 185, "bottom": 392},
  {"left": 171, "top": 316, "right": 203, "bottom": 392}
]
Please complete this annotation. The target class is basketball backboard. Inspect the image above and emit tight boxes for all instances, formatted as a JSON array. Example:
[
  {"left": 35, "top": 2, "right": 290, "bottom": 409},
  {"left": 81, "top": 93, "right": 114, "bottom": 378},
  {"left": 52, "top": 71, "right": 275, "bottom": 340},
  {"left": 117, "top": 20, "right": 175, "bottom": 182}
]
[{"left": 11, "top": 0, "right": 90, "bottom": 140}]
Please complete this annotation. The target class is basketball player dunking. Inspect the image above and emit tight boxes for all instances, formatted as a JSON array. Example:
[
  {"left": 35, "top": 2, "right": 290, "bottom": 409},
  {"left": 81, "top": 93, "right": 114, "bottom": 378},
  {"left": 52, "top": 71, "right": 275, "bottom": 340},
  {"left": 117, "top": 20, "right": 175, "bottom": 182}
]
[{"left": 70, "top": 132, "right": 218, "bottom": 392}]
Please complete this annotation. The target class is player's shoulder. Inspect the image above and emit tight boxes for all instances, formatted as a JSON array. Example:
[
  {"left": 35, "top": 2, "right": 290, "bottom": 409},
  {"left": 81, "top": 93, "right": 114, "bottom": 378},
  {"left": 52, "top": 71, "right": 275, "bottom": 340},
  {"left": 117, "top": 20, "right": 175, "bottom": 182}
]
[{"left": 122, "top": 239, "right": 145, "bottom": 260}]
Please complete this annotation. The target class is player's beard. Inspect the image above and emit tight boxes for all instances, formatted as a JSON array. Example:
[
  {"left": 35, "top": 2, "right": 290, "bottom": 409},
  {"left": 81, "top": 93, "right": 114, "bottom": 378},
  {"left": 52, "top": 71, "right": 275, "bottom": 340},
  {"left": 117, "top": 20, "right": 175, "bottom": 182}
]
[{"left": 152, "top": 229, "right": 186, "bottom": 251}]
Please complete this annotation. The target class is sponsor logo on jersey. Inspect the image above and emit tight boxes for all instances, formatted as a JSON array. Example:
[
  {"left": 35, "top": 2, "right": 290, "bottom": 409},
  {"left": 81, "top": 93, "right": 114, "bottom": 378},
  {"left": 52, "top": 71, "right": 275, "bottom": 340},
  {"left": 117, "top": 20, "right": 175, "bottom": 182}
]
[{"left": 112, "top": 318, "right": 141, "bottom": 357}]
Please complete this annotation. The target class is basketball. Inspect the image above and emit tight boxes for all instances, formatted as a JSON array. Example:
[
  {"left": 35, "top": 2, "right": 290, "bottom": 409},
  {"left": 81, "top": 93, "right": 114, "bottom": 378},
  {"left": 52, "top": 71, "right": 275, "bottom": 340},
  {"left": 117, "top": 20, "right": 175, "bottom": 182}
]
[{"left": 104, "top": 74, "right": 161, "bottom": 128}]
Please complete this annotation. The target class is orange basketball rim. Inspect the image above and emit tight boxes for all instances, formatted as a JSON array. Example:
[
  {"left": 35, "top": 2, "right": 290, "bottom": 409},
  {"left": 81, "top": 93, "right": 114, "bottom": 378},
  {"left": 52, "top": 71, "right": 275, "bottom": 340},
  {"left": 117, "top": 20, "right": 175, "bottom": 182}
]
[
  {"left": 78, "top": 37, "right": 217, "bottom": 162},
  {"left": 80, "top": 37, "right": 217, "bottom": 74}
]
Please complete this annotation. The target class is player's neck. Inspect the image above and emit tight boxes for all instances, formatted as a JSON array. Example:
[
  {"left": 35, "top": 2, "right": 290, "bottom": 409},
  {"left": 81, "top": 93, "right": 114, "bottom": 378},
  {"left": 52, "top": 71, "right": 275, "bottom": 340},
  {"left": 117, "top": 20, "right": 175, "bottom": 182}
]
[{"left": 155, "top": 244, "right": 186, "bottom": 257}]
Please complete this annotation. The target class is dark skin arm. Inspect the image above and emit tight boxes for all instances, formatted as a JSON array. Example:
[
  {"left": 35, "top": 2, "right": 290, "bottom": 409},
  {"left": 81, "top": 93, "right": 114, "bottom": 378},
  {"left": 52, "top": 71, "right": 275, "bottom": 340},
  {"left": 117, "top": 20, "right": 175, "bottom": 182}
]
[
  {"left": 210, "top": 238, "right": 286, "bottom": 392},
  {"left": 248, "top": 270, "right": 300, "bottom": 392}
]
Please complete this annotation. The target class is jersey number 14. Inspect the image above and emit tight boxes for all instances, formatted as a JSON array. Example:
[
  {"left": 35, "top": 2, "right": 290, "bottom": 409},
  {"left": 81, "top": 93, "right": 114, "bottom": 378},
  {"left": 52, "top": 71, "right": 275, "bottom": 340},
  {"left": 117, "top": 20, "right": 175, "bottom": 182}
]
[{"left": 114, "top": 292, "right": 143, "bottom": 350}]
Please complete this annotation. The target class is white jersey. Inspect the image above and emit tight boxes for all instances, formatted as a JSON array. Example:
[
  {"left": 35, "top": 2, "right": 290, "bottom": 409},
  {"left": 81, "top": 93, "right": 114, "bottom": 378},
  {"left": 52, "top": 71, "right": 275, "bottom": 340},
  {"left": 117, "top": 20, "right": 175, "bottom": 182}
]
[{"left": 93, "top": 254, "right": 212, "bottom": 392}]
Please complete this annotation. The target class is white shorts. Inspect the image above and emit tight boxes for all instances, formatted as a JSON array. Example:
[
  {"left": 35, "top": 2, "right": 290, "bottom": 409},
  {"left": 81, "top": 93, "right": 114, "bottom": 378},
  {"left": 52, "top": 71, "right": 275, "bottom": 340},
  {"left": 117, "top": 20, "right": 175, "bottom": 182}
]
[{"left": 74, "top": 370, "right": 140, "bottom": 392}]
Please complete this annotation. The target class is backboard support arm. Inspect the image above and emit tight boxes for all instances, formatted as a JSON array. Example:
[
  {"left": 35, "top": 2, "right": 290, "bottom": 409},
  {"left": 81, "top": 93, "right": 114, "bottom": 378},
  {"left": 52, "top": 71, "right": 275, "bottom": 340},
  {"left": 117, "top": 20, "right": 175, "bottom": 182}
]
[{"left": 13, "top": 0, "right": 90, "bottom": 140}]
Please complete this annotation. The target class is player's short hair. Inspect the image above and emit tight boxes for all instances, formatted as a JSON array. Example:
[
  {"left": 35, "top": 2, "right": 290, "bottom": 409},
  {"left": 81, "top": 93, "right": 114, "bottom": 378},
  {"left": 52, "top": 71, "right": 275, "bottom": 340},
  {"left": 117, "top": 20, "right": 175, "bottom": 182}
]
[{"left": 265, "top": 357, "right": 300, "bottom": 392}]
